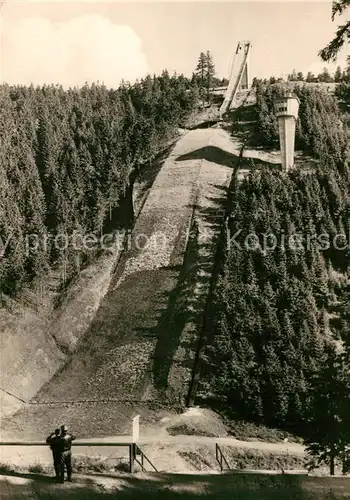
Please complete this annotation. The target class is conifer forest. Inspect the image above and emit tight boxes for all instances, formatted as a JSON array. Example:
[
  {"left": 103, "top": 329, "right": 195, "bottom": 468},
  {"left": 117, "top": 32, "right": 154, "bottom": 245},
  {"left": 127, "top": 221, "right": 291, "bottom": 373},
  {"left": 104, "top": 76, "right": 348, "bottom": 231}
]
[
  {"left": 200, "top": 82, "right": 350, "bottom": 468},
  {"left": 0, "top": 74, "right": 197, "bottom": 296}
]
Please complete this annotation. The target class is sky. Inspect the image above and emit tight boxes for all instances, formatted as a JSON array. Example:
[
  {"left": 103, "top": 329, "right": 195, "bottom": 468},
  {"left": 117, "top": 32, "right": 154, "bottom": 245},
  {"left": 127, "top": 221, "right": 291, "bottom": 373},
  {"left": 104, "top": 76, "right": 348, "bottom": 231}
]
[{"left": 0, "top": 1, "right": 349, "bottom": 88}]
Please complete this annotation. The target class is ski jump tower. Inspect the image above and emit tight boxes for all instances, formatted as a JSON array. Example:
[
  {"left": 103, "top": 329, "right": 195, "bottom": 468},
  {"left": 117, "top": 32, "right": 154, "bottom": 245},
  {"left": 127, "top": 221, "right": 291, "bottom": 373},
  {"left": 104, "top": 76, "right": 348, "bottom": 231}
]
[
  {"left": 219, "top": 41, "right": 251, "bottom": 117},
  {"left": 274, "top": 92, "right": 300, "bottom": 172}
]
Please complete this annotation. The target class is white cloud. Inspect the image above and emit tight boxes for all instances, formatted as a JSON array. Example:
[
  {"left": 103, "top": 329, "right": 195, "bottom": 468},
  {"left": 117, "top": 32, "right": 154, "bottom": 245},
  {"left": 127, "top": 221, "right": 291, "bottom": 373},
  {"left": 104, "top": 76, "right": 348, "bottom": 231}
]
[{"left": 1, "top": 14, "right": 149, "bottom": 87}]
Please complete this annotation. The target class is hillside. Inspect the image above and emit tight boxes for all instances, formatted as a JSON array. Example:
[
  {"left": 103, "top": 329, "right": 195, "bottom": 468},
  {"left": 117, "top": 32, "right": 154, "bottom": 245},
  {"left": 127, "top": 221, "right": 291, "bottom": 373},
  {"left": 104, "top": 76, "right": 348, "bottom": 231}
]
[
  {"left": 2, "top": 78, "right": 350, "bottom": 479},
  {"left": 198, "top": 82, "right": 350, "bottom": 441},
  {"left": 0, "top": 76, "right": 196, "bottom": 422},
  {"left": 1, "top": 127, "right": 241, "bottom": 439}
]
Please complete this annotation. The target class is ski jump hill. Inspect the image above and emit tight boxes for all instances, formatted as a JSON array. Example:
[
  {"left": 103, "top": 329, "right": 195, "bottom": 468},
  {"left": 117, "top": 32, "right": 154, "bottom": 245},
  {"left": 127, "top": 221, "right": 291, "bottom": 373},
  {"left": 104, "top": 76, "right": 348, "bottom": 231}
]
[
  {"left": 1, "top": 41, "right": 252, "bottom": 440},
  {"left": 1, "top": 128, "right": 244, "bottom": 440}
]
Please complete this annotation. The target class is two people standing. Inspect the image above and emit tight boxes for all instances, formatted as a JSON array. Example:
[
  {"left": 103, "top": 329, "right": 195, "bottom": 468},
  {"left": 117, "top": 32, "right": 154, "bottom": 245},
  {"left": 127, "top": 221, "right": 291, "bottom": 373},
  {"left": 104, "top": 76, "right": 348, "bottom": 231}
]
[{"left": 46, "top": 425, "right": 76, "bottom": 483}]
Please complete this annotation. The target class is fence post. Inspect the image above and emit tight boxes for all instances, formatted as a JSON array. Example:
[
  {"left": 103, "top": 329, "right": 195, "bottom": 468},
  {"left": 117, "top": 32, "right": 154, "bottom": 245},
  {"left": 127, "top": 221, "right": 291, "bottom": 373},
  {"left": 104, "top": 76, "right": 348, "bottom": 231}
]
[{"left": 129, "top": 443, "right": 137, "bottom": 473}]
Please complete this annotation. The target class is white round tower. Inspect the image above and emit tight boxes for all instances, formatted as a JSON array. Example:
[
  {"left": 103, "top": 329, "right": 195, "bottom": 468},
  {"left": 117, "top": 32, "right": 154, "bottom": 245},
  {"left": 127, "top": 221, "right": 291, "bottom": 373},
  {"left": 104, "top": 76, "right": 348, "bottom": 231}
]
[{"left": 274, "top": 92, "right": 300, "bottom": 172}]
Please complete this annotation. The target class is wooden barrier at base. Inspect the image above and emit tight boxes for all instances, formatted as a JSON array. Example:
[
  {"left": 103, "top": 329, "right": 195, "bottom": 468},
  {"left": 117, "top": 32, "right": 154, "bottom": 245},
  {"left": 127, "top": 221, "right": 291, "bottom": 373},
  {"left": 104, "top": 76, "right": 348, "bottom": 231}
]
[
  {"left": 0, "top": 415, "right": 145, "bottom": 473},
  {"left": 0, "top": 441, "right": 137, "bottom": 473}
]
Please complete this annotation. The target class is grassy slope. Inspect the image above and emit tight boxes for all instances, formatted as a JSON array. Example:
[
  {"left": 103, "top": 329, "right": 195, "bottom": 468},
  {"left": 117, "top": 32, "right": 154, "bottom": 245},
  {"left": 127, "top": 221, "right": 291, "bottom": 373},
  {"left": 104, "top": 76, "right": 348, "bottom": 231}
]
[
  {"left": 0, "top": 391, "right": 24, "bottom": 420},
  {"left": 1, "top": 128, "right": 239, "bottom": 439},
  {"left": 0, "top": 246, "right": 123, "bottom": 419},
  {"left": 48, "top": 247, "right": 125, "bottom": 354},
  {"left": 0, "top": 299, "right": 64, "bottom": 403}
]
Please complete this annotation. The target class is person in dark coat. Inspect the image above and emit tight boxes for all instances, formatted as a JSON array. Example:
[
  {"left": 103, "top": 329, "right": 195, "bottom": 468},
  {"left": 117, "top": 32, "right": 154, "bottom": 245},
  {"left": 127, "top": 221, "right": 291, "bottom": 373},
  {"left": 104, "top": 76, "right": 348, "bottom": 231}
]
[
  {"left": 46, "top": 428, "right": 61, "bottom": 480},
  {"left": 58, "top": 424, "right": 76, "bottom": 483}
]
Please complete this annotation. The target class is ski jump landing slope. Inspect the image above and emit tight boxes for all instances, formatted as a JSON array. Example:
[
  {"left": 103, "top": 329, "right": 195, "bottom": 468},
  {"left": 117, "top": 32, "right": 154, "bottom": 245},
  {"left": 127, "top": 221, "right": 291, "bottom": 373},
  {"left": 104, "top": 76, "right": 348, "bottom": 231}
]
[
  {"left": 2, "top": 128, "right": 240, "bottom": 440},
  {"left": 219, "top": 41, "right": 251, "bottom": 116}
]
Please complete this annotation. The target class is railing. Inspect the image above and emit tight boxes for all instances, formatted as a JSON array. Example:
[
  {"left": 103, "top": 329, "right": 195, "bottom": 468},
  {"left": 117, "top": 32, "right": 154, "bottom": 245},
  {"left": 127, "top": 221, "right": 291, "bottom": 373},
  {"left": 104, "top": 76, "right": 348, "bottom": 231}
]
[
  {"left": 134, "top": 444, "right": 158, "bottom": 472},
  {"left": 215, "top": 443, "right": 231, "bottom": 472},
  {"left": 0, "top": 441, "right": 156, "bottom": 474}
]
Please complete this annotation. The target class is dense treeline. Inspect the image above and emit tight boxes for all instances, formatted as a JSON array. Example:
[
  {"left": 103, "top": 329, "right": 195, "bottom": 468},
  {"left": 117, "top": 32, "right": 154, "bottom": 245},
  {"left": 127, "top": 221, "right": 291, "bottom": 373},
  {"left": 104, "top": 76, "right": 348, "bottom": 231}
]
[
  {"left": 261, "top": 56, "right": 350, "bottom": 85},
  {"left": 201, "top": 85, "right": 350, "bottom": 453},
  {"left": 0, "top": 72, "right": 197, "bottom": 297}
]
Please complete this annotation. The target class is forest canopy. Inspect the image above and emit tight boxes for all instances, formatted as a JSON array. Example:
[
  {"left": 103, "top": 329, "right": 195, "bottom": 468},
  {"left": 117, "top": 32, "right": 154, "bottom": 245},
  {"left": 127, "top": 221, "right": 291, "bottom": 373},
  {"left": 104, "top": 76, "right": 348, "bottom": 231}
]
[
  {"left": 0, "top": 73, "right": 197, "bottom": 297},
  {"left": 200, "top": 84, "right": 350, "bottom": 445}
]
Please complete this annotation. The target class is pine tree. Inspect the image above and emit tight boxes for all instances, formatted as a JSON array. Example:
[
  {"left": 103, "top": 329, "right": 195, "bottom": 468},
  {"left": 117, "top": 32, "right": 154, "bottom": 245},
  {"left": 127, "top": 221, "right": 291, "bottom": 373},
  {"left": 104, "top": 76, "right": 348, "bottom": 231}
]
[
  {"left": 318, "top": 67, "right": 333, "bottom": 83},
  {"left": 288, "top": 69, "right": 298, "bottom": 81},
  {"left": 194, "top": 50, "right": 216, "bottom": 105},
  {"left": 319, "top": 1, "right": 350, "bottom": 62},
  {"left": 195, "top": 52, "right": 207, "bottom": 107},
  {"left": 334, "top": 65, "right": 343, "bottom": 82},
  {"left": 305, "top": 344, "right": 350, "bottom": 475},
  {"left": 205, "top": 50, "right": 216, "bottom": 101},
  {"left": 306, "top": 71, "right": 316, "bottom": 83}
]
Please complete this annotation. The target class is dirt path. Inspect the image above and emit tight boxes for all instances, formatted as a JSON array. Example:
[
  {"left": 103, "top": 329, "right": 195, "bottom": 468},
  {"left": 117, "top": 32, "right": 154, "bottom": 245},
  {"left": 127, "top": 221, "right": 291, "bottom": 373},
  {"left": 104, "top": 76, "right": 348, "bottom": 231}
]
[
  {"left": 141, "top": 434, "right": 304, "bottom": 454},
  {"left": 75, "top": 432, "right": 303, "bottom": 452},
  {"left": 1, "top": 408, "right": 305, "bottom": 477},
  {"left": 0, "top": 432, "right": 304, "bottom": 472}
]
